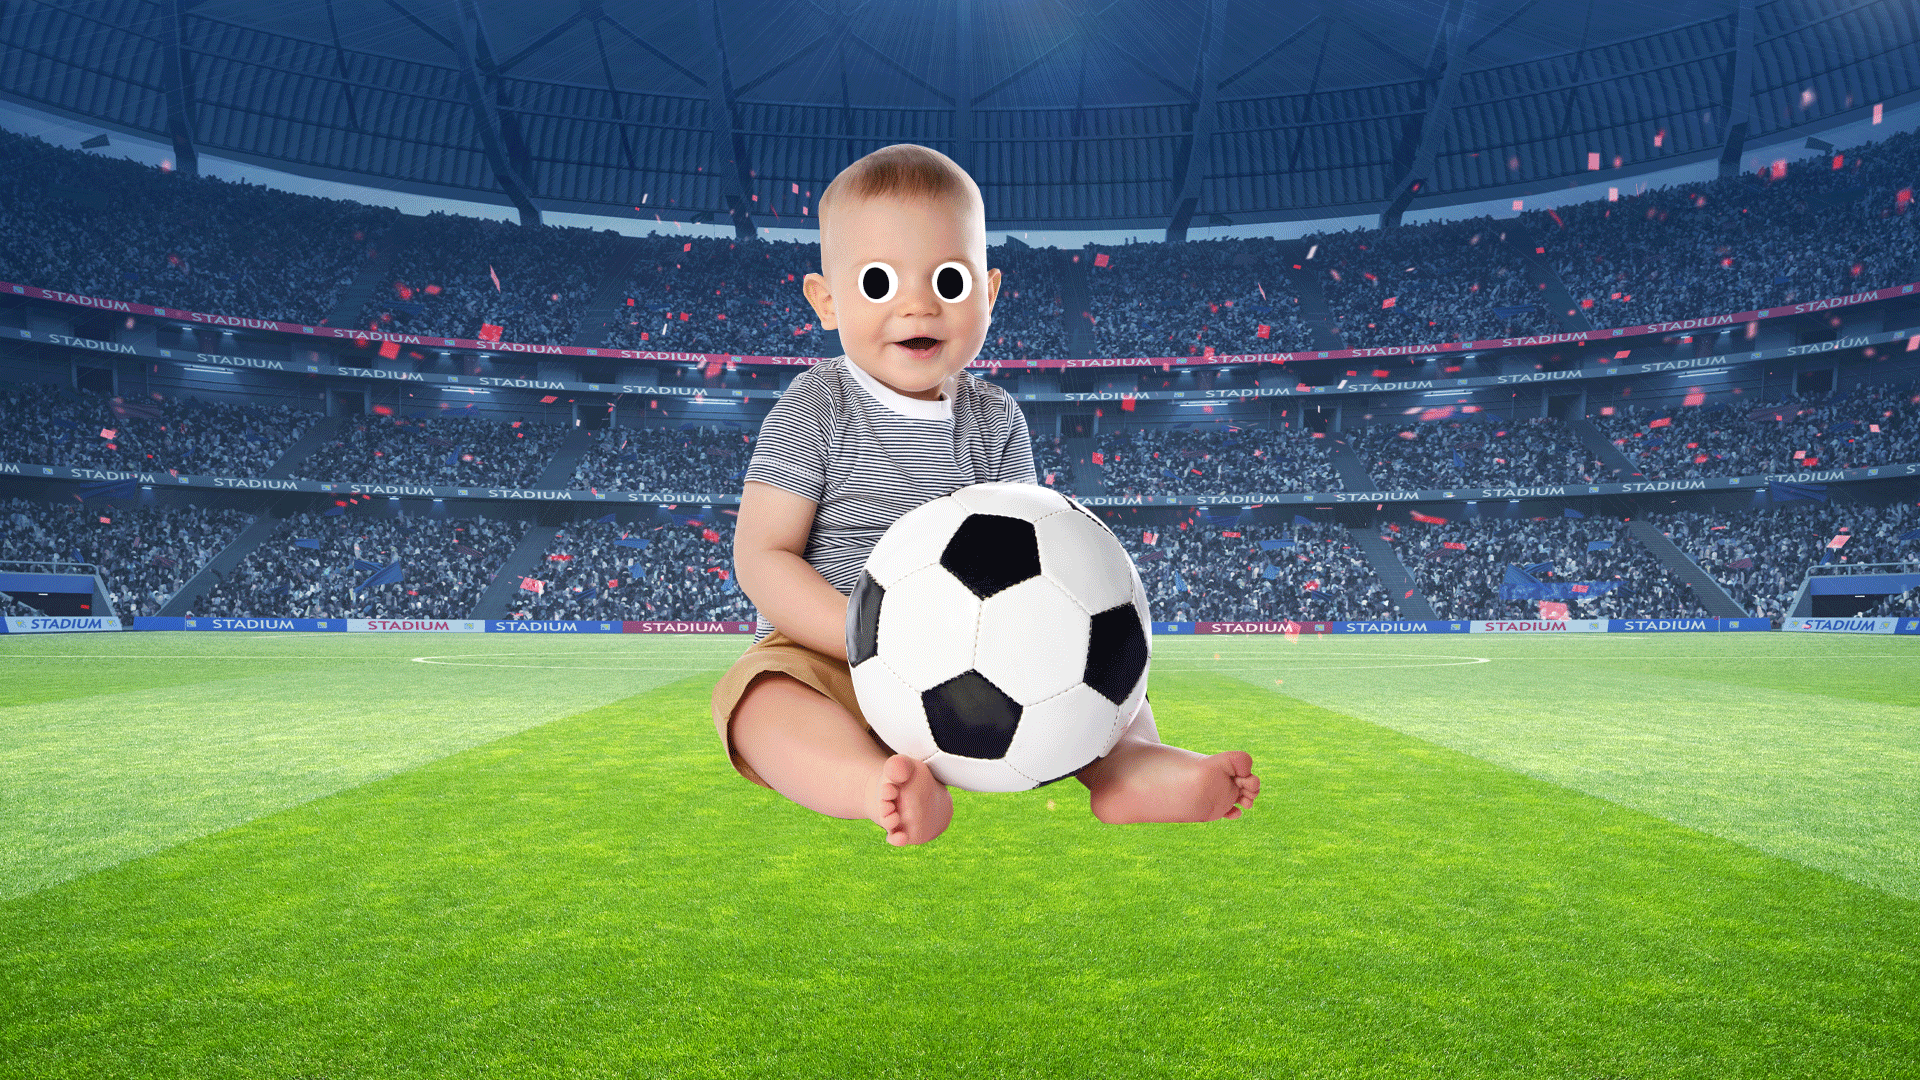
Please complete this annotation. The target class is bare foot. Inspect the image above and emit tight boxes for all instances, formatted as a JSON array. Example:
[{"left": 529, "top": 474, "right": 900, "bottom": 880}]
[
  {"left": 1086, "top": 745, "right": 1260, "bottom": 824},
  {"left": 867, "top": 755, "right": 953, "bottom": 846}
]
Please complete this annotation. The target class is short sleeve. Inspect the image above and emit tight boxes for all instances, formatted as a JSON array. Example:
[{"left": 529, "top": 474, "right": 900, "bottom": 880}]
[
  {"left": 995, "top": 398, "right": 1040, "bottom": 485},
  {"left": 744, "top": 374, "right": 835, "bottom": 502}
]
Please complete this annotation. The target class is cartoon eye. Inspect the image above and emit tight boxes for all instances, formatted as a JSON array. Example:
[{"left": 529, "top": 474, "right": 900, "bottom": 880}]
[
  {"left": 932, "top": 261, "right": 972, "bottom": 303},
  {"left": 858, "top": 262, "right": 898, "bottom": 303}
]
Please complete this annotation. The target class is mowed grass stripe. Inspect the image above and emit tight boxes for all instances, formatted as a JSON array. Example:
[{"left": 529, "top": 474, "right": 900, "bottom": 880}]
[
  {"left": 0, "top": 633, "right": 751, "bottom": 901},
  {"left": 1184, "top": 636, "right": 1920, "bottom": 901},
  {"left": 2, "top": 673, "right": 1914, "bottom": 1079}
]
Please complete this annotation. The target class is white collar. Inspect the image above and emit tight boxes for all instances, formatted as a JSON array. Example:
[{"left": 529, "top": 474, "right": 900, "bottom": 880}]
[{"left": 839, "top": 356, "right": 954, "bottom": 421}]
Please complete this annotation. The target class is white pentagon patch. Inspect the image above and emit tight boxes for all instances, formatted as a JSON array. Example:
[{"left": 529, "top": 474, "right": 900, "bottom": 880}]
[
  {"left": 864, "top": 495, "right": 971, "bottom": 588},
  {"left": 950, "top": 481, "right": 1070, "bottom": 522},
  {"left": 849, "top": 657, "right": 941, "bottom": 760},
  {"left": 1004, "top": 682, "right": 1126, "bottom": 784},
  {"left": 1034, "top": 508, "right": 1136, "bottom": 614},
  {"left": 874, "top": 564, "right": 980, "bottom": 690},
  {"left": 925, "top": 750, "right": 1035, "bottom": 793},
  {"left": 974, "top": 576, "right": 1089, "bottom": 705}
]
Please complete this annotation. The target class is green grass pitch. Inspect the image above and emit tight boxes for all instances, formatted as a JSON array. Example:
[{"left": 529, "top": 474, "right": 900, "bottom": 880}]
[{"left": 2, "top": 631, "right": 1918, "bottom": 1078}]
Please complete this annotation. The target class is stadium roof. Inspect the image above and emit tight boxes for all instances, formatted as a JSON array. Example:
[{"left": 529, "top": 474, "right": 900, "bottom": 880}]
[{"left": 3, "top": 0, "right": 1916, "bottom": 233}]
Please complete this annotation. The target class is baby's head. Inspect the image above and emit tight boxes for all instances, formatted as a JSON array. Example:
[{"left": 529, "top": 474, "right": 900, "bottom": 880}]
[{"left": 804, "top": 144, "right": 999, "bottom": 400}]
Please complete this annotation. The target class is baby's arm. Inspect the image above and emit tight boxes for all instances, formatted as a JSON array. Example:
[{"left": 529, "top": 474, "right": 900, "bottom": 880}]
[
  {"left": 730, "top": 479, "right": 956, "bottom": 845},
  {"left": 733, "top": 480, "right": 848, "bottom": 658}
]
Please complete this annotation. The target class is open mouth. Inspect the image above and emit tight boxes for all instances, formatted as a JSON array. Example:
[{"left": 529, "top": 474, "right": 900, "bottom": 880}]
[{"left": 895, "top": 337, "right": 941, "bottom": 352}]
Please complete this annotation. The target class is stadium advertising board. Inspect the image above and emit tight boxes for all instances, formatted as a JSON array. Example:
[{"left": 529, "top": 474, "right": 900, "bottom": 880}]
[
  {"left": 10, "top": 277, "right": 1914, "bottom": 373},
  {"left": 126, "top": 619, "right": 756, "bottom": 634},
  {"left": 1161, "top": 620, "right": 1770, "bottom": 634},
  {"left": 1608, "top": 618, "right": 1771, "bottom": 632},
  {"left": 1, "top": 616, "right": 120, "bottom": 633},
  {"left": 1783, "top": 617, "right": 1920, "bottom": 634},
  {"left": 347, "top": 619, "right": 486, "bottom": 633},
  {"left": 94, "top": 618, "right": 1787, "bottom": 636},
  {"left": 132, "top": 617, "right": 345, "bottom": 632},
  {"left": 14, "top": 458, "right": 1920, "bottom": 510},
  {"left": 1472, "top": 619, "right": 1609, "bottom": 632},
  {"left": 1191, "top": 620, "right": 1469, "bottom": 634},
  {"left": 14, "top": 317, "right": 1920, "bottom": 406}
]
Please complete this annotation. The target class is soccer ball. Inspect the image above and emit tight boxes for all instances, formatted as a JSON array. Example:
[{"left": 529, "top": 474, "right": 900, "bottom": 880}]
[{"left": 844, "top": 482, "right": 1152, "bottom": 792}]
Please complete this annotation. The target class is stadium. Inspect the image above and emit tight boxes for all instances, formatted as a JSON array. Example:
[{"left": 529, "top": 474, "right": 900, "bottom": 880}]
[{"left": 1, "top": 0, "right": 1918, "bottom": 1073}]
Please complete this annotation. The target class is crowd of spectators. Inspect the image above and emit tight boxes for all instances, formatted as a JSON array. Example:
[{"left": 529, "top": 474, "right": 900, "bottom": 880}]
[
  {"left": 359, "top": 212, "right": 629, "bottom": 344},
  {"left": 7, "top": 127, "right": 1920, "bottom": 359},
  {"left": 186, "top": 511, "right": 520, "bottom": 619},
  {"left": 1536, "top": 129, "right": 1920, "bottom": 330},
  {"left": 1390, "top": 514, "right": 1711, "bottom": 620},
  {"left": 566, "top": 428, "right": 1090, "bottom": 495},
  {"left": 570, "top": 426, "right": 753, "bottom": 493},
  {"left": 597, "top": 236, "right": 1069, "bottom": 362},
  {"left": 17, "top": 488, "right": 1899, "bottom": 625},
  {"left": 599, "top": 235, "right": 824, "bottom": 356},
  {"left": 1095, "top": 427, "right": 1342, "bottom": 495},
  {"left": 1085, "top": 239, "right": 1312, "bottom": 357},
  {"left": 0, "top": 383, "right": 312, "bottom": 476},
  {"left": 1032, "top": 434, "right": 1077, "bottom": 491},
  {"left": 1345, "top": 416, "right": 1602, "bottom": 490},
  {"left": 1593, "top": 382, "right": 1920, "bottom": 479},
  {"left": 977, "top": 244, "right": 1068, "bottom": 363},
  {"left": 0, "top": 497, "right": 251, "bottom": 618},
  {"left": 1653, "top": 502, "right": 1920, "bottom": 617},
  {"left": 292, "top": 415, "right": 569, "bottom": 488},
  {"left": 1310, "top": 218, "right": 1556, "bottom": 348},
  {"left": 1115, "top": 518, "right": 1400, "bottom": 622},
  {"left": 0, "top": 128, "right": 391, "bottom": 324},
  {"left": 505, "top": 516, "right": 753, "bottom": 623}
]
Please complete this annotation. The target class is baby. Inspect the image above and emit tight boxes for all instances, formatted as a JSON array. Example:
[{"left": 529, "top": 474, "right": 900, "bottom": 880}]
[{"left": 711, "top": 143, "right": 1258, "bottom": 845}]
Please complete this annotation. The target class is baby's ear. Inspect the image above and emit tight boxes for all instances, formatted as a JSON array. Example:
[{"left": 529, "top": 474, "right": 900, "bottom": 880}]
[
  {"left": 985, "top": 267, "right": 1003, "bottom": 311},
  {"left": 802, "top": 272, "right": 838, "bottom": 330}
]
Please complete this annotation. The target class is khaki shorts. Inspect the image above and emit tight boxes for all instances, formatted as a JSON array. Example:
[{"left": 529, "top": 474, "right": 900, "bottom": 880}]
[{"left": 710, "top": 627, "right": 889, "bottom": 789}]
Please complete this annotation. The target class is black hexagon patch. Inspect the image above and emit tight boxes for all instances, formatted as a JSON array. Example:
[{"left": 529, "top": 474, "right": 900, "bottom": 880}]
[
  {"left": 846, "top": 570, "right": 883, "bottom": 667},
  {"left": 922, "top": 670, "right": 1023, "bottom": 758},
  {"left": 939, "top": 514, "right": 1041, "bottom": 599},
  {"left": 1084, "top": 603, "right": 1149, "bottom": 704}
]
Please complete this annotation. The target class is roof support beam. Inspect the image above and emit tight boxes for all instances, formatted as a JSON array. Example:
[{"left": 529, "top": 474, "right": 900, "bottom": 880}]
[
  {"left": 971, "top": 0, "right": 1124, "bottom": 106},
  {"left": 697, "top": 0, "right": 757, "bottom": 239},
  {"left": 590, "top": 18, "right": 638, "bottom": 174},
  {"left": 806, "top": 0, "right": 955, "bottom": 105},
  {"left": 158, "top": 0, "right": 200, "bottom": 176},
  {"left": 449, "top": 0, "right": 541, "bottom": 225},
  {"left": 1718, "top": 0, "right": 1757, "bottom": 177},
  {"left": 462, "top": 3, "right": 537, "bottom": 192},
  {"left": 953, "top": 0, "right": 973, "bottom": 177},
  {"left": 322, "top": 0, "right": 365, "bottom": 132},
  {"left": 1218, "top": 13, "right": 1321, "bottom": 93},
  {"left": 1378, "top": 0, "right": 1477, "bottom": 228},
  {"left": 1165, "top": 0, "right": 1228, "bottom": 242},
  {"left": 1285, "top": 20, "right": 1335, "bottom": 170}
]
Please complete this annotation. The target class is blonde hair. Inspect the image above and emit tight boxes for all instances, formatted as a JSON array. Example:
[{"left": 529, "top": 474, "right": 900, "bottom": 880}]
[{"left": 816, "top": 144, "right": 982, "bottom": 262}]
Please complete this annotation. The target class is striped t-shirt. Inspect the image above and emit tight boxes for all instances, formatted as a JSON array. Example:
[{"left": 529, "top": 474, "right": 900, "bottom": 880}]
[{"left": 744, "top": 356, "right": 1038, "bottom": 639}]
